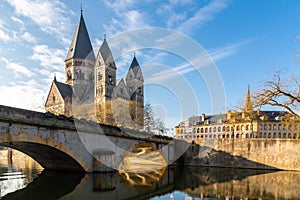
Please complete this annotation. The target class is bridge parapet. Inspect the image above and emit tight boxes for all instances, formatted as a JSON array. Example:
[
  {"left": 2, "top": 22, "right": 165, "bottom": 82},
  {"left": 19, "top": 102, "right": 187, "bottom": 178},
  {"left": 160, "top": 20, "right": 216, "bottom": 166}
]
[{"left": 0, "top": 105, "right": 188, "bottom": 172}]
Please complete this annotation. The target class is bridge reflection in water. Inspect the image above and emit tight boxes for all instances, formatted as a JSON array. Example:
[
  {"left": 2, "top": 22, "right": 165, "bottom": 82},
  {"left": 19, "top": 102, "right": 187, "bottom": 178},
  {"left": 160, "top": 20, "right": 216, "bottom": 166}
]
[{"left": 2, "top": 166, "right": 300, "bottom": 199}]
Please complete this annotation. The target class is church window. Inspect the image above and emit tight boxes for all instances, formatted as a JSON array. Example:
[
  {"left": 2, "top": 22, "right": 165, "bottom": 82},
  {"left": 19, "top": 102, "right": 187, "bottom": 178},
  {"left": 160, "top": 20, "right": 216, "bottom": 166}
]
[
  {"left": 67, "top": 70, "right": 72, "bottom": 81},
  {"left": 52, "top": 94, "right": 56, "bottom": 103},
  {"left": 98, "top": 72, "right": 102, "bottom": 81},
  {"left": 108, "top": 75, "right": 113, "bottom": 82},
  {"left": 120, "top": 88, "right": 123, "bottom": 94}
]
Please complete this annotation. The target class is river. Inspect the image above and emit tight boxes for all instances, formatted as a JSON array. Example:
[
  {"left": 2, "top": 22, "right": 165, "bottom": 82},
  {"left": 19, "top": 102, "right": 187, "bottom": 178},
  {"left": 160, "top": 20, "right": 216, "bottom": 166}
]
[{"left": 1, "top": 149, "right": 300, "bottom": 199}]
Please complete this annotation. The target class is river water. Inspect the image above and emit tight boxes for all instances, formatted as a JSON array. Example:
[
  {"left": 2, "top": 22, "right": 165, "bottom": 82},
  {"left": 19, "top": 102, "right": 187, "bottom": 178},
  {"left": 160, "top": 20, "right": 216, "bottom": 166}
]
[{"left": 1, "top": 150, "right": 300, "bottom": 200}]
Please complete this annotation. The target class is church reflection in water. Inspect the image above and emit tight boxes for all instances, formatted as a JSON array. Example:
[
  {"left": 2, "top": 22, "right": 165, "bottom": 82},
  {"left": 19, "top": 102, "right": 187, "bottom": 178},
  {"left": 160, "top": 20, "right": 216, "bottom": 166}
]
[{"left": 2, "top": 164, "right": 300, "bottom": 200}]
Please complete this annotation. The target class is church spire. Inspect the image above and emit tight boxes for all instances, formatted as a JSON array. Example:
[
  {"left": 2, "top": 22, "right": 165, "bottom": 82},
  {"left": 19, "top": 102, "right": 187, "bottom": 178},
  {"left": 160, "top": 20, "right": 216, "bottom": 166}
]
[
  {"left": 244, "top": 85, "right": 253, "bottom": 112},
  {"left": 65, "top": 11, "right": 95, "bottom": 62}
]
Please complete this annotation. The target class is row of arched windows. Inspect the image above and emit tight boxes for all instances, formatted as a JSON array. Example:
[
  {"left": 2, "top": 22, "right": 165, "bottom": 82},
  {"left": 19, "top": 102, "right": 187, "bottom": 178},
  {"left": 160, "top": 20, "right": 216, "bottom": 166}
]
[
  {"left": 259, "top": 124, "right": 299, "bottom": 131},
  {"left": 179, "top": 124, "right": 253, "bottom": 135}
]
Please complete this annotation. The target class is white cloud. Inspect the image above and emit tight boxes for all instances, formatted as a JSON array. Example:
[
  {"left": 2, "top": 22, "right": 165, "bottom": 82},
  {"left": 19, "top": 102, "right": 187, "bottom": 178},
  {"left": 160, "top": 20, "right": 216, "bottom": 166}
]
[
  {"left": 11, "top": 16, "right": 25, "bottom": 31},
  {"left": 21, "top": 32, "right": 37, "bottom": 43},
  {"left": 0, "top": 83, "right": 46, "bottom": 112},
  {"left": 0, "top": 29, "right": 11, "bottom": 42},
  {"left": 6, "top": 0, "right": 71, "bottom": 44},
  {"left": 147, "top": 39, "right": 252, "bottom": 83},
  {"left": 176, "top": 0, "right": 229, "bottom": 34},
  {"left": 103, "top": 0, "right": 136, "bottom": 13},
  {"left": 103, "top": 0, "right": 149, "bottom": 35},
  {"left": 1, "top": 57, "right": 35, "bottom": 78},
  {"left": 31, "top": 45, "right": 65, "bottom": 71}
]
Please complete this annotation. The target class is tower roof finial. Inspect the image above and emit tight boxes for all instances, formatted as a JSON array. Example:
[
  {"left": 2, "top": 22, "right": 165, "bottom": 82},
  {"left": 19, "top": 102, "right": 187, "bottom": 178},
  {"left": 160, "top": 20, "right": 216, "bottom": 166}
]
[
  {"left": 104, "top": 33, "right": 106, "bottom": 40},
  {"left": 244, "top": 84, "right": 253, "bottom": 112},
  {"left": 134, "top": 51, "right": 136, "bottom": 57},
  {"left": 80, "top": 3, "right": 82, "bottom": 14},
  {"left": 54, "top": 73, "right": 57, "bottom": 82}
]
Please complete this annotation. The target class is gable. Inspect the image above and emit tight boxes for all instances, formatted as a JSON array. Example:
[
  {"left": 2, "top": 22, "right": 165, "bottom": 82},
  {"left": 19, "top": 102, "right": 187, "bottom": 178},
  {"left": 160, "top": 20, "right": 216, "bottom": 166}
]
[
  {"left": 114, "top": 79, "right": 129, "bottom": 100},
  {"left": 45, "top": 82, "right": 65, "bottom": 108}
]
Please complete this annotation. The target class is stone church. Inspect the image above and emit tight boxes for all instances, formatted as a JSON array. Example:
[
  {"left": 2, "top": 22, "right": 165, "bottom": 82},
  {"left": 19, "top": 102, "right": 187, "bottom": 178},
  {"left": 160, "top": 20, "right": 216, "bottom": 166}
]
[{"left": 45, "top": 11, "right": 144, "bottom": 127}]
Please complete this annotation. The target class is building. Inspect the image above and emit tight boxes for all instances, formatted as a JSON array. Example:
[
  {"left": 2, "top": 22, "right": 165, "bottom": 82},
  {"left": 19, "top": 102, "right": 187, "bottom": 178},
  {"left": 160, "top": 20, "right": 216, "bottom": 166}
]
[
  {"left": 45, "top": 11, "right": 144, "bottom": 128},
  {"left": 175, "top": 86, "right": 300, "bottom": 140}
]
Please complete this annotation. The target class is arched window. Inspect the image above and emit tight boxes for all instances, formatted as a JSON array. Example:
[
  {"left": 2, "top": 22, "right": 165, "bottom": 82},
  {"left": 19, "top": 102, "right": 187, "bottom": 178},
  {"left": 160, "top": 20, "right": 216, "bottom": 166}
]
[
  {"left": 236, "top": 125, "right": 240, "bottom": 131},
  {"left": 288, "top": 125, "right": 292, "bottom": 131},
  {"left": 209, "top": 127, "right": 212, "bottom": 133},
  {"left": 246, "top": 125, "right": 249, "bottom": 131},
  {"left": 67, "top": 70, "right": 72, "bottom": 81},
  {"left": 259, "top": 124, "right": 262, "bottom": 130},
  {"left": 268, "top": 124, "right": 272, "bottom": 130},
  {"left": 226, "top": 126, "right": 230, "bottom": 132},
  {"left": 264, "top": 124, "right": 267, "bottom": 130},
  {"left": 205, "top": 128, "right": 208, "bottom": 133},
  {"left": 197, "top": 128, "right": 200, "bottom": 133},
  {"left": 278, "top": 124, "right": 282, "bottom": 131},
  {"left": 268, "top": 133, "right": 272, "bottom": 138},
  {"left": 222, "top": 126, "right": 225, "bottom": 132},
  {"left": 283, "top": 125, "right": 286, "bottom": 131},
  {"left": 273, "top": 124, "right": 277, "bottom": 130},
  {"left": 213, "top": 127, "right": 216, "bottom": 132},
  {"left": 98, "top": 72, "right": 102, "bottom": 80},
  {"left": 218, "top": 127, "right": 221, "bottom": 132},
  {"left": 201, "top": 128, "right": 204, "bottom": 133}
]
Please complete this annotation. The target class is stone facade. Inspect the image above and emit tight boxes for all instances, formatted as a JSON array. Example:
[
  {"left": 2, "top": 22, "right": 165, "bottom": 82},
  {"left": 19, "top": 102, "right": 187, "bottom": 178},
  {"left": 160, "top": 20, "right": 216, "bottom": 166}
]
[
  {"left": 45, "top": 12, "right": 144, "bottom": 127},
  {"left": 175, "top": 87, "right": 300, "bottom": 140}
]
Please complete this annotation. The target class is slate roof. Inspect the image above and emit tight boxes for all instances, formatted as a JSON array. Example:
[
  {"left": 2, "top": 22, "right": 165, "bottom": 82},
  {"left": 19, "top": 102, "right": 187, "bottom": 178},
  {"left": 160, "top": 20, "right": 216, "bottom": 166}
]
[
  {"left": 259, "top": 110, "right": 289, "bottom": 120},
  {"left": 99, "top": 39, "right": 116, "bottom": 69},
  {"left": 129, "top": 56, "right": 141, "bottom": 76},
  {"left": 54, "top": 80, "right": 73, "bottom": 100},
  {"left": 65, "top": 13, "right": 95, "bottom": 62}
]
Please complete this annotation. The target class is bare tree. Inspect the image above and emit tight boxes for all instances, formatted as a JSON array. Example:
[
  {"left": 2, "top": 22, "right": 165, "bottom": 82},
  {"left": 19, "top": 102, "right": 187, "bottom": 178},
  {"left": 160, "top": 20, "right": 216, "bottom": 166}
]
[{"left": 253, "top": 71, "right": 300, "bottom": 116}]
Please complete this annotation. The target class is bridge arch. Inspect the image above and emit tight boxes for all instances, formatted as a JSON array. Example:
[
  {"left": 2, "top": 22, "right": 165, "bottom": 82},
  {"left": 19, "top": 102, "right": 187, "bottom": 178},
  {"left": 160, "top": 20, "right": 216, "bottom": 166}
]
[{"left": 0, "top": 132, "right": 87, "bottom": 172}]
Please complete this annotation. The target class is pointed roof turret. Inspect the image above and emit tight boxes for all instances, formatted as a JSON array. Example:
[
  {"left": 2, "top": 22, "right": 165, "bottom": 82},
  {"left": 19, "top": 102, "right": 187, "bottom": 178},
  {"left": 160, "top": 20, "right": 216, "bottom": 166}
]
[
  {"left": 66, "top": 12, "right": 95, "bottom": 62},
  {"left": 244, "top": 85, "right": 253, "bottom": 112},
  {"left": 129, "top": 55, "right": 141, "bottom": 76},
  {"left": 98, "top": 37, "right": 116, "bottom": 69}
]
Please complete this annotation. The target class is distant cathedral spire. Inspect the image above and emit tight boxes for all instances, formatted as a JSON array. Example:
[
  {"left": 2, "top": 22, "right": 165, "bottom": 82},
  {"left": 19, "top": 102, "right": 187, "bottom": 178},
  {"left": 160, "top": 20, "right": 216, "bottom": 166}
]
[{"left": 244, "top": 85, "right": 253, "bottom": 112}]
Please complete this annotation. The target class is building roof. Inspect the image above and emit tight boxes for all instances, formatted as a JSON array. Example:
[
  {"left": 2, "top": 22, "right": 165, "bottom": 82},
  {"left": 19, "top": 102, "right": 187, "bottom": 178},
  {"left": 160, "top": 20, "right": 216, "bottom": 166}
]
[
  {"left": 54, "top": 79, "right": 73, "bottom": 100},
  {"left": 259, "top": 110, "right": 289, "bottom": 120},
  {"left": 129, "top": 56, "right": 141, "bottom": 76},
  {"left": 65, "top": 12, "right": 95, "bottom": 62},
  {"left": 99, "top": 38, "right": 116, "bottom": 69}
]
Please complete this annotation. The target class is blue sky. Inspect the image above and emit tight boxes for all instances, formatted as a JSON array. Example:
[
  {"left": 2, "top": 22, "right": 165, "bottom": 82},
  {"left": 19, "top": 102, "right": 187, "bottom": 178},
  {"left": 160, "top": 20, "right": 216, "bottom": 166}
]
[{"left": 0, "top": 0, "right": 300, "bottom": 129}]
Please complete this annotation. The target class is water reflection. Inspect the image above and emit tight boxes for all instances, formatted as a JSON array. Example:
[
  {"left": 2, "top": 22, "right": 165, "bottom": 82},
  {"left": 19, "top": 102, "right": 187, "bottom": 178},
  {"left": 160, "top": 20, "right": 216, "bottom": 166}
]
[{"left": 1, "top": 149, "right": 300, "bottom": 199}]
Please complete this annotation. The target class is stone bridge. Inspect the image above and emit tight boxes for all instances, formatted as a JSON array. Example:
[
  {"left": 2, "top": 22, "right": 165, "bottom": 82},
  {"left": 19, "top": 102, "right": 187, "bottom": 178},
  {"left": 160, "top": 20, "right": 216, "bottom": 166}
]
[{"left": 0, "top": 105, "right": 188, "bottom": 172}]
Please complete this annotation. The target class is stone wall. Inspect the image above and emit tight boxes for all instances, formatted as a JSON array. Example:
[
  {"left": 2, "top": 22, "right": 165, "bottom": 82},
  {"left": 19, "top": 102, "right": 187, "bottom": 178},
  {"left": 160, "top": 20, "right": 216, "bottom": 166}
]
[{"left": 186, "top": 138, "right": 300, "bottom": 170}]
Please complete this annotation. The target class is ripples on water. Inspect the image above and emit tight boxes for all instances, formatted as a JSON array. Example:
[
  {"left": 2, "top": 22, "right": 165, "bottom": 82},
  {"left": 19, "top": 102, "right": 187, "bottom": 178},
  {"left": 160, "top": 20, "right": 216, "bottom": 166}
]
[{"left": 1, "top": 149, "right": 300, "bottom": 199}]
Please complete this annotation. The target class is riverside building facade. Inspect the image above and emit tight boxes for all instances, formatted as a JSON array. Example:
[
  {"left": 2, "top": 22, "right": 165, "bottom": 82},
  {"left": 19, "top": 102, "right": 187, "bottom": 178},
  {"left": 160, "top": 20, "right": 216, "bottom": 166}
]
[{"left": 175, "top": 87, "right": 300, "bottom": 140}]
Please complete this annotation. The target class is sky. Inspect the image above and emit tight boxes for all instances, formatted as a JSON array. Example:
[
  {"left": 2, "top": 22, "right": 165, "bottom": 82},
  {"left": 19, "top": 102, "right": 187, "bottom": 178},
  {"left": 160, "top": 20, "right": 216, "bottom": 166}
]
[{"left": 0, "top": 0, "right": 300, "bottom": 130}]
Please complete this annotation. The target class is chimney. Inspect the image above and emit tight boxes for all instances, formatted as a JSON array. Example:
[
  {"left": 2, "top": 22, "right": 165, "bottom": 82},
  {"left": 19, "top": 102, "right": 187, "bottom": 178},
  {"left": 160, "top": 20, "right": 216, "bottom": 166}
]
[
  {"left": 201, "top": 113, "right": 205, "bottom": 121},
  {"left": 227, "top": 110, "right": 232, "bottom": 120}
]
